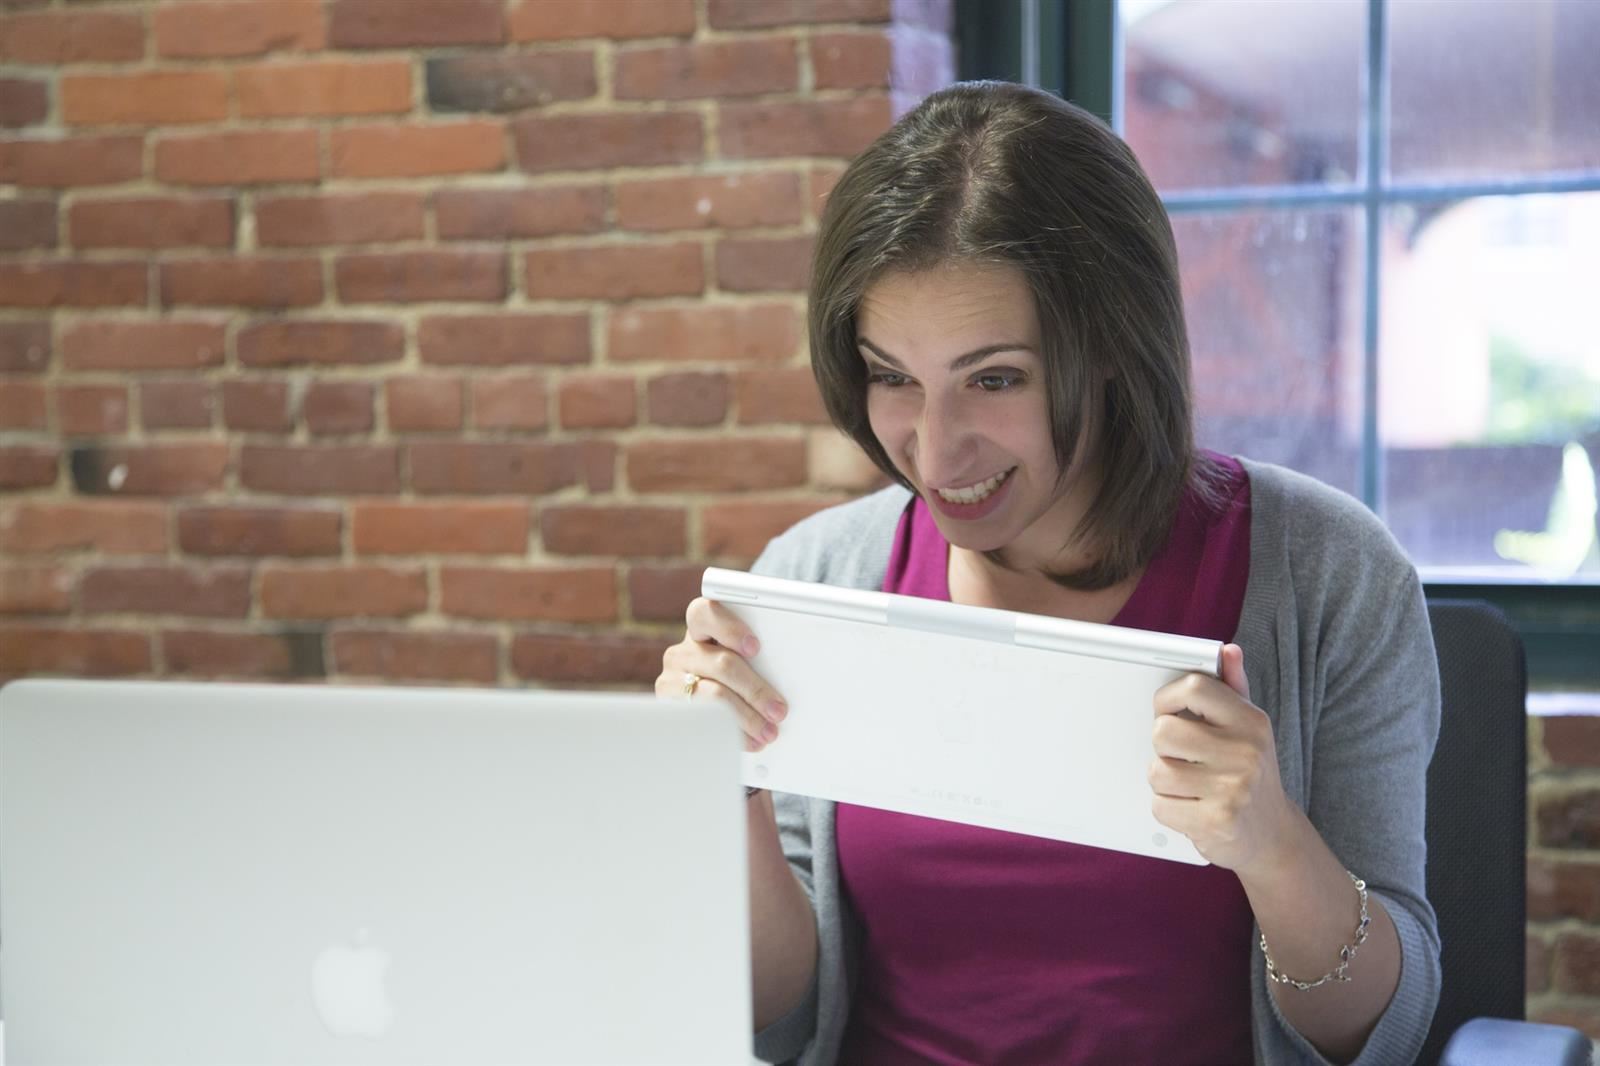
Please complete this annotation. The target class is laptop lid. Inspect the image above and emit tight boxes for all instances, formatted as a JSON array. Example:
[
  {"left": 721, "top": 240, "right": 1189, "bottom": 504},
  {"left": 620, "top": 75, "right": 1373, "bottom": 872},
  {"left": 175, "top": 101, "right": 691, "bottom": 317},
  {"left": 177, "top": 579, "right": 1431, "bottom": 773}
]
[
  {"left": 703, "top": 567, "right": 1222, "bottom": 865},
  {"left": 0, "top": 680, "right": 751, "bottom": 1065}
]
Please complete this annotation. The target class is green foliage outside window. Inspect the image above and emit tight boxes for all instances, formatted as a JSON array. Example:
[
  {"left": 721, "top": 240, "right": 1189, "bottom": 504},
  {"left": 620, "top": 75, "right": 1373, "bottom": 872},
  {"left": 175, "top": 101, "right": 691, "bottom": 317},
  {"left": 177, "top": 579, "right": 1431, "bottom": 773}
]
[{"left": 1487, "top": 334, "right": 1600, "bottom": 445}]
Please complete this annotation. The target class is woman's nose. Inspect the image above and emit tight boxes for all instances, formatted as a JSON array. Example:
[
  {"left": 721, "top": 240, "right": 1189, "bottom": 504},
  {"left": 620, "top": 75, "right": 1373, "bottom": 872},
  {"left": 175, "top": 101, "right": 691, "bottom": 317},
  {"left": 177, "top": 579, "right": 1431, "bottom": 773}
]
[{"left": 913, "top": 394, "right": 974, "bottom": 484}]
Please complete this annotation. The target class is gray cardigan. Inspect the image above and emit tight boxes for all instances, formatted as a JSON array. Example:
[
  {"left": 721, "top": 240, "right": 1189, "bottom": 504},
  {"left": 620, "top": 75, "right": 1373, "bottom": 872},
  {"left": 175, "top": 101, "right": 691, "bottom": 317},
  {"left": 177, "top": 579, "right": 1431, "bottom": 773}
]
[{"left": 749, "top": 458, "right": 1441, "bottom": 1066}]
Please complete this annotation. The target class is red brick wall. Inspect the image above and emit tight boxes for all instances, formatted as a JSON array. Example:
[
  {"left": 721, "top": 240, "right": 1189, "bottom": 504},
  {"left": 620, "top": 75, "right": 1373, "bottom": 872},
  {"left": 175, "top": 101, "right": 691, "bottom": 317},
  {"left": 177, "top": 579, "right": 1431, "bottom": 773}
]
[
  {"left": 1527, "top": 715, "right": 1600, "bottom": 1037},
  {"left": 0, "top": 0, "right": 954, "bottom": 687}
]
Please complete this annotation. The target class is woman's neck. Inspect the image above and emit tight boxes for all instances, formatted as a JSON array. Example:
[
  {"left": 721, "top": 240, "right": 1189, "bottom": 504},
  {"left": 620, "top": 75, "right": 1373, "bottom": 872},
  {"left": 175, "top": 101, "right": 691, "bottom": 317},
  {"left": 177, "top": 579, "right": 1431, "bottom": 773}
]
[{"left": 947, "top": 543, "right": 1144, "bottom": 625}]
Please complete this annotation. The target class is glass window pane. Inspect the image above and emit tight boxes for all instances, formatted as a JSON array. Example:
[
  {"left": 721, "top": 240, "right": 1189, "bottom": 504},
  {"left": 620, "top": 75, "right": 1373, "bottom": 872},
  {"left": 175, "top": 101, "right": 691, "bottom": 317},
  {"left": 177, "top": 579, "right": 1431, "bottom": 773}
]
[
  {"left": 1380, "top": 193, "right": 1600, "bottom": 578},
  {"left": 1120, "top": 0, "right": 1364, "bottom": 191},
  {"left": 1174, "top": 208, "right": 1365, "bottom": 496},
  {"left": 1390, "top": 0, "right": 1600, "bottom": 182}
]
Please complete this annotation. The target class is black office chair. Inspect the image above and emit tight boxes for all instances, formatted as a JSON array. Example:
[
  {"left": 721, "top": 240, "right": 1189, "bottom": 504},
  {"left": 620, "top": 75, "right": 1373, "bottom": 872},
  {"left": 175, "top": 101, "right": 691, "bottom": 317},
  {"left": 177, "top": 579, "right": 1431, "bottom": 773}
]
[{"left": 1424, "top": 599, "right": 1589, "bottom": 1066}]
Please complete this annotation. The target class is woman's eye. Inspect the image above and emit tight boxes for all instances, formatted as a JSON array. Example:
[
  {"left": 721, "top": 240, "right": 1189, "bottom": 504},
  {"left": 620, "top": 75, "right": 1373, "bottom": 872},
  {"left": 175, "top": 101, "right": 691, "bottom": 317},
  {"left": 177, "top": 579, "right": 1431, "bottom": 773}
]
[
  {"left": 974, "top": 372, "right": 1023, "bottom": 392},
  {"left": 867, "top": 370, "right": 909, "bottom": 387}
]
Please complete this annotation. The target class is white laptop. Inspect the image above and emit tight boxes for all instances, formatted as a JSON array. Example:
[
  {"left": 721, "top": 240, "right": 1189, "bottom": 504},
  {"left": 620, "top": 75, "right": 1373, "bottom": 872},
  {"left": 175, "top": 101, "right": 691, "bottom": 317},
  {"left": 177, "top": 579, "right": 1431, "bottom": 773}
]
[
  {"left": 0, "top": 680, "right": 752, "bottom": 1066},
  {"left": 704, "top": 567, "right": 1222, "bottom": 865}
]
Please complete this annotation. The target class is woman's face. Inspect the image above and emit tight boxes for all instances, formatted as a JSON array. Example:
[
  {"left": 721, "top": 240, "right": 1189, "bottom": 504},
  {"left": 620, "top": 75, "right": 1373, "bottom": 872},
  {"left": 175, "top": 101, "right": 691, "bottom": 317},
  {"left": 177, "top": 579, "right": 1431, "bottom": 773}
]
[{"left": 859, "top": 262, "right": 1096, "bottom": 560}]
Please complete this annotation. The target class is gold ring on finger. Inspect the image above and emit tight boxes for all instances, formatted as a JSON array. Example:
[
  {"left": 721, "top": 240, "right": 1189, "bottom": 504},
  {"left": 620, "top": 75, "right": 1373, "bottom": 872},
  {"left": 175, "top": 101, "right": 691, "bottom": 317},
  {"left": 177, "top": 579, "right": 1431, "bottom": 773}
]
[{"left": 682, "top": 672, "right": 702, "bottom": 699}]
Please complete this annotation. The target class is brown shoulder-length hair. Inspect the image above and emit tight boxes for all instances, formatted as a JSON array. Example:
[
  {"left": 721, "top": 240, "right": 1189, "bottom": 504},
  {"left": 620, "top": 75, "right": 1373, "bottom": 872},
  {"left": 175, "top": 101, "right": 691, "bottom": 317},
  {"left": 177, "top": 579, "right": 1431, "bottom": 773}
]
[{"left": 809, "top": 80, "right": 1222, "bottom": 591}]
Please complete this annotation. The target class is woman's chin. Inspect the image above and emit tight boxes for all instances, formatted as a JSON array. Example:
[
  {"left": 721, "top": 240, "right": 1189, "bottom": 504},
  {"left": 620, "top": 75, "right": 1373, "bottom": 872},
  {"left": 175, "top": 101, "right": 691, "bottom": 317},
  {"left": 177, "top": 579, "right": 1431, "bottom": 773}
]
[{"left": 927, "top": 515, "right": 1015, "bottom": 555}]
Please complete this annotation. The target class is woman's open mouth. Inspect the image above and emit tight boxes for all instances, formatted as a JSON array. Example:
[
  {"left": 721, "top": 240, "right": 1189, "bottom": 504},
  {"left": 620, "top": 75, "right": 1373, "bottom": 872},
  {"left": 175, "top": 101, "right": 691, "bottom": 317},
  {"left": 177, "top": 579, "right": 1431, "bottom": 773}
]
[{"left": 926, "top": 467, "right": 1016, "bottom": 520}]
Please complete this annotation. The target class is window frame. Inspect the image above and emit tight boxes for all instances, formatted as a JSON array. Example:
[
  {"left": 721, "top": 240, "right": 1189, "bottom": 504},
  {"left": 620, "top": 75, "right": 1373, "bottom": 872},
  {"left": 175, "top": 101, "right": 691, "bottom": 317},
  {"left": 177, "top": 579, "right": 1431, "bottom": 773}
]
[{"left": 955, "top": 0, "right": 1600, "bottom": 690}]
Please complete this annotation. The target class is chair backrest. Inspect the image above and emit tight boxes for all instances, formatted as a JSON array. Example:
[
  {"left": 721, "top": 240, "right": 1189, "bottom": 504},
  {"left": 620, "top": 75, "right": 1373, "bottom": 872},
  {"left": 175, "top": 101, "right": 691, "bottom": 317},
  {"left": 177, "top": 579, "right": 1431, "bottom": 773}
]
[{"left": 1420, "top": 599, "right": 1529, "bottom": 1065}]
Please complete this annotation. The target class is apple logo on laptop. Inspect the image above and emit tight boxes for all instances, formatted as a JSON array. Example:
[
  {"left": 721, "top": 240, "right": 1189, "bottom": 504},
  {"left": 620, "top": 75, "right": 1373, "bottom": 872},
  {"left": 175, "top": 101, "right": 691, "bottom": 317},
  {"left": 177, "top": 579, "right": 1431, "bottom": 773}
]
[{"left": 311, "top": 928, "right": 395, "bottom": 1039}]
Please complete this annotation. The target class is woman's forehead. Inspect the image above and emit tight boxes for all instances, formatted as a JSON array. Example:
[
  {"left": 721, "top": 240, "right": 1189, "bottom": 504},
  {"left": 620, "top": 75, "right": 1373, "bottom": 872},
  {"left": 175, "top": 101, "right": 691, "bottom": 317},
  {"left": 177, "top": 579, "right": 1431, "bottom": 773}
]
[{"left": 858, "top": 263, "right": 1039, "bottom": 344}]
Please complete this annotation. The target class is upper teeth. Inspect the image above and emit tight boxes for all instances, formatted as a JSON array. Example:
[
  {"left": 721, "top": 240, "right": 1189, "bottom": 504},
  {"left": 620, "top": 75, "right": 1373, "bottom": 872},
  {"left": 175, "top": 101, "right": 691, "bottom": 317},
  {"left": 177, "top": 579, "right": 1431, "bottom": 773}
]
[{"left": 936, "top": 469, "right": 1010, "bottom": 504}]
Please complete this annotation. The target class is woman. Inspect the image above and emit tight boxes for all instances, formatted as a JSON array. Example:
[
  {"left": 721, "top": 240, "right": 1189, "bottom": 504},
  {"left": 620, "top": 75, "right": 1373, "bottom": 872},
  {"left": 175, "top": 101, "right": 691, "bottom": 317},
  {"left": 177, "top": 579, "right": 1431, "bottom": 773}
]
[{"left": 657, "top": 82, "right": 1439, "bottom": 1065}]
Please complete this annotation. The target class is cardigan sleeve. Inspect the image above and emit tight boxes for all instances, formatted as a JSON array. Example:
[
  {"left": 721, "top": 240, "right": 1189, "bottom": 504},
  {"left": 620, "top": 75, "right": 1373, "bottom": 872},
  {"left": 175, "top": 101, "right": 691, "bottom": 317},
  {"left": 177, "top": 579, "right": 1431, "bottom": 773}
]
[
  {"left": 1261, "top": 476, "right": 1443, "bottom": 1065},
  {"left": 750, "top": 789, "right": 825, "bottom": 1065}
]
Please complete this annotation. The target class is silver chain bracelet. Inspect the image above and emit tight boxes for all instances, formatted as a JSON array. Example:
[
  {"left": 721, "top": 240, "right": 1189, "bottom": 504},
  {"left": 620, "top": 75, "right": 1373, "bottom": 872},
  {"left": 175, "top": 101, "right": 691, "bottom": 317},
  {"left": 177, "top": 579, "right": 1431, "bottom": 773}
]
[{"left": 1261, "top": 870, "right": 1370, "bottom": 991}]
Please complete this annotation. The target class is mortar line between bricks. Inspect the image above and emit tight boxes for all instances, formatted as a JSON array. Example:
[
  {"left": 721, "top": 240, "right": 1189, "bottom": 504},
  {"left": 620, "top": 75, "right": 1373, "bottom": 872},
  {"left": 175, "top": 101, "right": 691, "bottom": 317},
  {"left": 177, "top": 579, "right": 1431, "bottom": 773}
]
[{"left": 595, "top": 35, "right": 616, "bottom": 106}]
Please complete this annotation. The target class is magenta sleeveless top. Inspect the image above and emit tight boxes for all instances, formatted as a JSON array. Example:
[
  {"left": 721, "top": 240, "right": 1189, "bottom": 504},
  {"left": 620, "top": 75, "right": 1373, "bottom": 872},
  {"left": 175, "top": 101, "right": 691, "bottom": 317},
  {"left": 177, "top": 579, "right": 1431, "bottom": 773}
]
[{"left": 836, "top": 455, "right": 1256, "bottom": 1064}]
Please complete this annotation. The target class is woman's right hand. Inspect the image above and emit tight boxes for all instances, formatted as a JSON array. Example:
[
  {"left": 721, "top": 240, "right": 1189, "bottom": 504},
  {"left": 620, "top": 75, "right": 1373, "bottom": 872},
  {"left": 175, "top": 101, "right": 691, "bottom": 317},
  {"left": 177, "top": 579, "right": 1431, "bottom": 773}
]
[{"left": 656, "top": 596, "right": 788, "bottom": 752}]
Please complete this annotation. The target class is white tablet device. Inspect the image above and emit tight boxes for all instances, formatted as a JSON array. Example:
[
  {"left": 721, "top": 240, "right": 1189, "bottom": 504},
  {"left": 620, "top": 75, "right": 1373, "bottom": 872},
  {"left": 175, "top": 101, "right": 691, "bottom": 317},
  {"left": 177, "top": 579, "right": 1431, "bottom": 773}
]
[{"left": 703, "top": 567, "right": 1222, "bottom": 865}]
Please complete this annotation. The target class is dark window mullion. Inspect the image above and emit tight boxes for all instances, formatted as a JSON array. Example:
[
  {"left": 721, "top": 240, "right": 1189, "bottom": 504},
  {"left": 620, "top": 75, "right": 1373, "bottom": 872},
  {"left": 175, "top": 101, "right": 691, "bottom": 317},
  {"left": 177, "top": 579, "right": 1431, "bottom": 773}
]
[
  {"left": 1361, "top": 0, "right": 1389, "bottom": 512},
  {"left": 1159, "top": 173, "right": 1600, "bottom": 213},
  {"left": 1064, "top": 0, "right": 1114, "bottom": 125},
  {"left": 1379, "top": 173, "right": 1600, "bottom": 200}
]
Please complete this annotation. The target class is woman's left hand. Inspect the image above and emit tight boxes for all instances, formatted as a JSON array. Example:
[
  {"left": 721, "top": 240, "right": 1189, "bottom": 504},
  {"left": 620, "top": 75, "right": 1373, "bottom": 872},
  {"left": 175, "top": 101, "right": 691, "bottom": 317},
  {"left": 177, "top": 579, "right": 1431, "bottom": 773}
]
[{"left": 1149, "top": 644, "right": 1297, "bottom": 873}]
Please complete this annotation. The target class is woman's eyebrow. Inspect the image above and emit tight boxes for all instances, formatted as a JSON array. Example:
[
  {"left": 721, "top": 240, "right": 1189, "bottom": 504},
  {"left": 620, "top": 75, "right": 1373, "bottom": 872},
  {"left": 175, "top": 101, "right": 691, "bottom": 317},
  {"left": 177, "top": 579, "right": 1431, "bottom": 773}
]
[{"left": 857, "top": 337, "right": 1037, "bottom": 372}]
